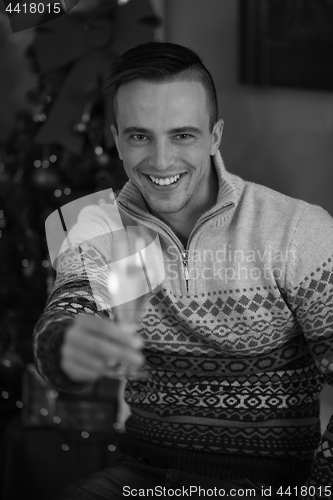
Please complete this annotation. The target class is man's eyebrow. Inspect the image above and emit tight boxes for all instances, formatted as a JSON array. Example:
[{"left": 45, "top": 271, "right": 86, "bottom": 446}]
[
  {"left": 169, "top": 126, "right": 203, "bottom": 135},
  {"left": 122, "top": 126, "right": 150, "bottom": 135},
  {"left": 122, "top": 126, "right": 203, "bottom": 135}
]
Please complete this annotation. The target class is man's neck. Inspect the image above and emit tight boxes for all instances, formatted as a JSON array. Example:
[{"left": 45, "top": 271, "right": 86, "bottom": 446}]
[
  {"left": 156, "top": 211, "right": 199, "bottom": 247},
  {"left": 150, "top": 162, "right": 219, "bottom": 247}
]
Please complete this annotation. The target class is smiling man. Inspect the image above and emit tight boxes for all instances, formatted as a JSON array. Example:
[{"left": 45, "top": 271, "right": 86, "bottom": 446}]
[
  {"left": 33, "top": 43, "right": 333, "bottom": 499},
  {"left": 110, "top": 54, "right": 223, "bottom": 245}
]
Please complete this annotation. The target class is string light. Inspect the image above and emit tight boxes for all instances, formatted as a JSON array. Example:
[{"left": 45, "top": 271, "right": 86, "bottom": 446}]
[
  {"left": 33, "top": 113, "right": 47, "bottom": 123},
  {"left": 73, "top": 123, "right": 86, "bottom": 132},
  {"left": 34, "top": 160, "right": 42, "bottom": 168},
  {"left": 49, "top": 155, "right": 57, "bottom": 163},
  {"left": 1, "top": 389, "right": 121, "bottom": 448},
  {"left": 42, "top": 260, "right": 49, "bottom": 268},
  {"left": 64, "top": 188, "right": 71, "bottom": 195},
  {"left": 2, "top": 391, "right": 24, "bottom": 411},
  {"left": 21, "top": 259, "right": 29, "bottom": 267},
  {"left": 54, "top": 189, "right": 62, "bottom": 197}
]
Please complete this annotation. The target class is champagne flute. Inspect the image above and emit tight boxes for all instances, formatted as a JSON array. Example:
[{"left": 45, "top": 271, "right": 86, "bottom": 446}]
[{"left": 104, "top": 231, "right": 150, "bottom": 380}]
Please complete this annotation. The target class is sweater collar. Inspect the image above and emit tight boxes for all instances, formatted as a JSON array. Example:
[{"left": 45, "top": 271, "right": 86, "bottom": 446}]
[{"left": 117, "top": 150, "right": 240, "bottom": 217}]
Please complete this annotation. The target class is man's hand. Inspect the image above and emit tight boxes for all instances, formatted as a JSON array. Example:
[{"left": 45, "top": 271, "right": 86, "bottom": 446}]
[{"left": 60, "top": 313, "right": 145, "bottom": 382}]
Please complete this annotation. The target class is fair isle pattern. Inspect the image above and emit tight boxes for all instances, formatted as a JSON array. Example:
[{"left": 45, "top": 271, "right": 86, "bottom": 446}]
[
  {"left": 43, "top": 243, "right": 113, "bottom": 316},
  {"left": 33, "top": 244, "right": 113, "bottom": 389},
  {"left": 126, "top": 255, "right": 333, "bottom": 486},
  {"left": 33, "top": 233, "right": 333, "bottom": 489},
  {"left": 33, "top": 153, "right": 333, "bottom": 491},
  {"left": 121, "top": 278, "right": 326, "bottom": 463},
  {"left": 144, "top": 286, "right": 302, "bottom": 357},
  {"left": 126, "top": 412, "right": 320, "bottom": 459},
  {"left": 286, "top": 256, "right": 333, "bottom": 487}
]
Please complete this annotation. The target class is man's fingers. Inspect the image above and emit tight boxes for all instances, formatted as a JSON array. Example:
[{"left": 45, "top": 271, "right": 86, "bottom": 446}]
[
  {"left": 75, "top": 313, "right": 143, "bottom": 349},
  {"left": 60, "top": 350, "right": 104, "bottom": 382},
  {"left": 62, "top": 345, "right": 105, "bottom": 372},
  {"left": 66, "top": 326, "right": 144, "bottom": 366},
  {"left": 61, "top": 313, "right": 146, "bottom": 383},
  {"left": 63, "top": 316, "right": 144, "bottom": 368}
]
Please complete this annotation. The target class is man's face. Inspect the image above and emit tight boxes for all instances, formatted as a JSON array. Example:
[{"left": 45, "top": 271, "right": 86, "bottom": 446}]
[{"left": 111, "top": 79, "right": 223, "bottom": 216}]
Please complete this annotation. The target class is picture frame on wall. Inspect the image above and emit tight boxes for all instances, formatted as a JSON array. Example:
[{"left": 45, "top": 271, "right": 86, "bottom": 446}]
[{"left": 239, "top": 0, "right": 333, "bottom": 91}]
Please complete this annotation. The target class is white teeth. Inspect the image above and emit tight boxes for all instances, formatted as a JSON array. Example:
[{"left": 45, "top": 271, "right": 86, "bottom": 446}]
[{"left": 149, "top": 174, "right": 181, "bottom": 186}]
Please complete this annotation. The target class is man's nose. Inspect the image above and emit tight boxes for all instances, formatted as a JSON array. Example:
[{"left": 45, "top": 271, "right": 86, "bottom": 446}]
[{"left": 149, "top": 139, "right": 175, "bottom": 171}]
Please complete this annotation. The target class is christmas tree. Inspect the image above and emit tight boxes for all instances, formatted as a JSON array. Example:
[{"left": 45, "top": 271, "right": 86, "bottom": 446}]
[{"left": 0, "top": 0, "right": 161, "bottom": 433}]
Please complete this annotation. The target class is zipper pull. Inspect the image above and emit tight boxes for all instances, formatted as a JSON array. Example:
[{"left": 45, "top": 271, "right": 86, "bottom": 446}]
[{"left": 182, "top": 251, "right": 189, "bottom": 290}]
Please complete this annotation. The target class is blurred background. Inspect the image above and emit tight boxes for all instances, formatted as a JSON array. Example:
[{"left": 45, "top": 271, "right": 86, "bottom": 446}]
[{"left": 0, "top": 1, "right": 332, "bottom": 498}]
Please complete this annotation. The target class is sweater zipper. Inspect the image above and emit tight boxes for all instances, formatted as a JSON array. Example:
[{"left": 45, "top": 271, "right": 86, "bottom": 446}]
[
  {"left": 181, "top": 201, "right": 234, "bottom": 293},
  {"left": 117, "top": 201, "right": 234, "bottom": 295},
  {"left": 181, "top": 250, "right": 190, "bottom": 292}
]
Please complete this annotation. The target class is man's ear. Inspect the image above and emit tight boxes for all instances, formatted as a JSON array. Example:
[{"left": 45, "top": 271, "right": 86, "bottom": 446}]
[
  {"left": 210, "top": 119, "right": 224, "bottom": 156},
  {"left": 111, "top": 124, "right": 123, "bottom": 160}
]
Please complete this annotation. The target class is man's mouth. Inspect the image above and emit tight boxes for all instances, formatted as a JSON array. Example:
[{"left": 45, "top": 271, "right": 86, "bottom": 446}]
[{"left": 146, "top": 173, "right": 184, "bottom": 186}]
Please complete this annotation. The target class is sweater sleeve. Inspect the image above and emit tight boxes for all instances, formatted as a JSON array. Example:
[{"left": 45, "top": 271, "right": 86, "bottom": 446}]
[
  {"left": 33, "top": 206, "right": 115, "bottom": 392},
  {"left": 286, "top": 203, "right": 333, "bottom": 495}
]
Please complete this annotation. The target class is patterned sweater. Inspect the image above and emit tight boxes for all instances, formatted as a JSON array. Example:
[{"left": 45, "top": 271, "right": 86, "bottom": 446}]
[{"left": 33, "top": 152, "right": 333, "bottom": 492}]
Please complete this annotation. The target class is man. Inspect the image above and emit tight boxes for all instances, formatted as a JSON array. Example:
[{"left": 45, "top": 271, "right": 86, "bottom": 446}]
[{"left": 33, "top": 42, "right": 333, "bottom": 499}]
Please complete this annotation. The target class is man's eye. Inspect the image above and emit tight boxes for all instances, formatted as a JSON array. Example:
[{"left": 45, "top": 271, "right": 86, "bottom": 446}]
[
  {"left": 175, "top": 134, "right": 192, "bottom": 139},
  {"left": 132, "top": 135, "right": 147, "bottom": 141}
]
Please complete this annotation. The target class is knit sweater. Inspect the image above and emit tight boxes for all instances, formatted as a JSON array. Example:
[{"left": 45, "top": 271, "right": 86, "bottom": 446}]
[{"left": 33, "top": 152, "right": 333, "bottom": 492}]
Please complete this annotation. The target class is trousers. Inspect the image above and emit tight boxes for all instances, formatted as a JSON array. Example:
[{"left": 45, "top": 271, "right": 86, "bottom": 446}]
[{"left": 55, "top": 454, "right": 281, "bottom": 499}]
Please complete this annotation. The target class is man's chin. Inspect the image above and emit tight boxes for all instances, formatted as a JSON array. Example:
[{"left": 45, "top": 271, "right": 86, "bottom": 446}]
[{"left": 146, "top": 198, "right": 186, "bottom": 217}]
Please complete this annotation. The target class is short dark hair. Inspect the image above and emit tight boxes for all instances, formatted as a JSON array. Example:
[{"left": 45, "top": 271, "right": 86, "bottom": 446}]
[{"left": 106, "top": 42, "right": 218, "bottom": 131}]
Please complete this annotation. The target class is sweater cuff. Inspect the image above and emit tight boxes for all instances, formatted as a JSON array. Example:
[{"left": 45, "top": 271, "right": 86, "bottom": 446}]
[{"left": 33, "top": 314, "right": 90, "bottom": 393}]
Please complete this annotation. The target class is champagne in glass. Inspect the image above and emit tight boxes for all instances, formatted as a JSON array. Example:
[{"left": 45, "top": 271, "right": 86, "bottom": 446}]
[{"left": 105, "top": 231, "right": 150, "bottom": 379}]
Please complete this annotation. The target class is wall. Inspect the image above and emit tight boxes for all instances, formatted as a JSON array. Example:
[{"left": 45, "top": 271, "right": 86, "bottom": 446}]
[
  {"left": 165, "top": 0, "right": 333, "bottom": 213},
  {"left": 164, "top": 0, "right": 333, "bottom": 431}
]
